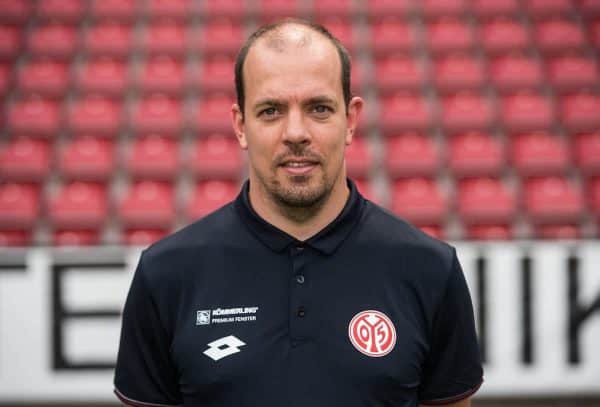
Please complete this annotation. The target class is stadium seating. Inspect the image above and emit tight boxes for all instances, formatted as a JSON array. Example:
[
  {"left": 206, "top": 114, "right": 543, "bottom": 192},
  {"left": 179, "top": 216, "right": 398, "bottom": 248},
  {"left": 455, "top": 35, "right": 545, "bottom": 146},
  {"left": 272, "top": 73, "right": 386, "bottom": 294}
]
[
  {"left": 1, "top": 0, "right": 599, "bottom": 245},
  {"left": 385, "top": 132, "right": 439, "bottom": 177}
]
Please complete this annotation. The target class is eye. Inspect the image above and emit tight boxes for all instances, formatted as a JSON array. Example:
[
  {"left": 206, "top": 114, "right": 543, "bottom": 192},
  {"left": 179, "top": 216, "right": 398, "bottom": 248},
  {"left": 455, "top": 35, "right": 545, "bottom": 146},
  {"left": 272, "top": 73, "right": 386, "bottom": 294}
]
[
  {"left": 313, "top": 105, "right": 331, "bottom": 114},
  {"left": 260, "top": 107, "right": 279, "bottom": 117}
]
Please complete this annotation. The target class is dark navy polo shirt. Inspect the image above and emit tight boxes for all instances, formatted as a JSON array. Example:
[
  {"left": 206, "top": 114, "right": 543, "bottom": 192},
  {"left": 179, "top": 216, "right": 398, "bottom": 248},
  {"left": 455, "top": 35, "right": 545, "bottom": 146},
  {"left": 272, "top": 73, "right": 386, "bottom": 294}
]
[{"left": 114, "top": 179, "right": 483, "bottom": 406}]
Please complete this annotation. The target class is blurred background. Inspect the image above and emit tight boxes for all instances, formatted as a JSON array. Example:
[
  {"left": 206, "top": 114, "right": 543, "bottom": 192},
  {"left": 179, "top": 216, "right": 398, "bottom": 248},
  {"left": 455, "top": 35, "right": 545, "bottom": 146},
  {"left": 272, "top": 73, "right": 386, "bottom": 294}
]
[{"left": 0, "top": 0, "right": 599, "bottom": 405}]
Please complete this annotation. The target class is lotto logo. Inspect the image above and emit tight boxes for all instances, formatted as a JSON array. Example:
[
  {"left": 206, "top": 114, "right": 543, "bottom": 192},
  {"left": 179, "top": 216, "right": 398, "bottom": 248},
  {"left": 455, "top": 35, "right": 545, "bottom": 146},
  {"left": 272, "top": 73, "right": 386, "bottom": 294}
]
[
  {"left": 196, "top": 310, "right": 211, "bottom": 325},
  {"left": 203, "top": 335, "right": 246, "bottom": 361},
  {"left": 348, "top": 310, "right": 396, "bottom": 357}
]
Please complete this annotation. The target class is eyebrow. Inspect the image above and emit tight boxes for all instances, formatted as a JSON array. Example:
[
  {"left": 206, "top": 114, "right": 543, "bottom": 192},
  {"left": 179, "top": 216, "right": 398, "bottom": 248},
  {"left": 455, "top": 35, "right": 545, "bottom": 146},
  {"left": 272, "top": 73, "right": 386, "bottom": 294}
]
[{"left": 252, "top": 96, "right": 338, "bottom": 111}]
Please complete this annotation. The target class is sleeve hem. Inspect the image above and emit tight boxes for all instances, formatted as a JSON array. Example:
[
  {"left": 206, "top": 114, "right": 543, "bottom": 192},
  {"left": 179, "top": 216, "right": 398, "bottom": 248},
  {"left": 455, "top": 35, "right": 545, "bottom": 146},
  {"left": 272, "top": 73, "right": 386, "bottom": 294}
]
[
  {"left": 114, "top": 388, "right": 182, "bottom": 407},
  {"left": 419, "top": 379, "right": 483, "bottom": 405}
]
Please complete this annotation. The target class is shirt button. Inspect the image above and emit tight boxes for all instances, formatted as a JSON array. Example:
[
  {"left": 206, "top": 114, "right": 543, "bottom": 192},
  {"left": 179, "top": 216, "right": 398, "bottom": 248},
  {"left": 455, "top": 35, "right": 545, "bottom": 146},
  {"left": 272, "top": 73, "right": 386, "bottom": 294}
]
[
  {"left": 297, "top": 306, "right": 306, "bottom": 318},
  {"left": 296, "top": 274, "right": 305, "bottom": 284}
]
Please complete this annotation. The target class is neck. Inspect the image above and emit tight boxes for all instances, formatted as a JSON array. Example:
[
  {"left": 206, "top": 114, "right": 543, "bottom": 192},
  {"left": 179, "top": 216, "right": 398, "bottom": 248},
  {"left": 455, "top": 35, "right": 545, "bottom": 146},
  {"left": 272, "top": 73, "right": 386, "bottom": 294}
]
[{"left": 248, "top": 175, "right": 350, "bottom": 241}]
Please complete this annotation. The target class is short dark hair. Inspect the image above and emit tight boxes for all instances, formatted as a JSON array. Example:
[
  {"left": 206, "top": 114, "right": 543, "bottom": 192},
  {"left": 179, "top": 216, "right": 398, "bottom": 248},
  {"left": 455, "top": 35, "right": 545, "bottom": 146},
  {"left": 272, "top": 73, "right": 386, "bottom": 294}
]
[{"left": 234, "top": 18, "right": 352, "bottom": 118}]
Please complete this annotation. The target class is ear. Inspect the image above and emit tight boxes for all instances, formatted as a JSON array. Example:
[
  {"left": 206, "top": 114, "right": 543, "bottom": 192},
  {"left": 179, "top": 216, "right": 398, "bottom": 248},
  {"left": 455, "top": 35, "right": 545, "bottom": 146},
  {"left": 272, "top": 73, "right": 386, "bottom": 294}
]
[
  {"left": 345, "top": 96, "right": 364, "bottom": 145},
  {"left": 231, "top": 103, "right": 248, "bottom": 150}
]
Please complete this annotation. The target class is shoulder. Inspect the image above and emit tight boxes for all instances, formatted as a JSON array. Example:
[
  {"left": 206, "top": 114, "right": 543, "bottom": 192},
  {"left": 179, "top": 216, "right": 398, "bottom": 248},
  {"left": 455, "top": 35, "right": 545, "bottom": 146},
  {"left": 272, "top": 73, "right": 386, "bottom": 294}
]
[
  {"left": 358, "top": 200, "right": 455, "bottom": 270},
  {"left": 136, "top": 203, "right": 239, "bottom": 284}
]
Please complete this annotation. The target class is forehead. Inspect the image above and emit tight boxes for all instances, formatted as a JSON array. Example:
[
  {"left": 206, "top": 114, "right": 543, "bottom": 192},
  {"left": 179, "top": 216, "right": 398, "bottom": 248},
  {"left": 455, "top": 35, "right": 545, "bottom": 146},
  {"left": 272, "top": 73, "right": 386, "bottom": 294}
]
[{"left": 243, "top": 26, "right": 343, "bottom": 103}]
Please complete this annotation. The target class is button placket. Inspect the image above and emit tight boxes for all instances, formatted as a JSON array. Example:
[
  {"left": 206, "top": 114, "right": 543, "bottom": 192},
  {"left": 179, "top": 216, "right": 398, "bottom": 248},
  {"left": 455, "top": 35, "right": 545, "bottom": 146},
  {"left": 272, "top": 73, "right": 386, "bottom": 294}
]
[{"left": 289, "top": 244, "right": 311, "bottom": 345}]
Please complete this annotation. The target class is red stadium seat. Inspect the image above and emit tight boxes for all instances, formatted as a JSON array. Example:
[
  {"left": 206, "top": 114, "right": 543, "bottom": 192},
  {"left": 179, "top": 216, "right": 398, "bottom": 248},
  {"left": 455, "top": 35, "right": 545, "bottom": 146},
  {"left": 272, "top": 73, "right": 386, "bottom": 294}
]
[
  {"left": 457, "top": 177, "right": 516, "bottom": 224},
  {"left": 345, "top": 137, "right": 371, "bottom": 178},
  {"left": 534, "top": 19, "right": 585, "bottom": 52},
  {"left": 37, "top": 0, "right": 86, "bottom": 21},
  {"left": 67, "top": 95, "right": 122, "bottom": 134},
  {"left": 53, "top": 229, "right": 100, "bottom": 246},
  {"left": 145, "top": 0, "right": 193, "bottom": 19},
  {"left": 379, "top": 93, "right": 431, "bottom": 131},
  {"left": 534, "top": 224, "right": 581, "bottom": 240},
  {"left": 256, "top": 0, "right": 302, "bottom": 19},
  {"left": 390, "top": 178, "right": 446, "bottom": 224},
  {"left": 8, "top": 96, "right": 61, "bottom": 135},
  {"left": 187, "top": 180, "right": 238, "bottom": 220},
  {"left": 119, "top": 181, "right": 175, "bottom": 227},
  {"left": 592, "top": 20, "right": 600, "bottom": 48},
  {"left": 433, "top": 54, "right": 485, "bottom": 89},
  {"left": 200, "top": 0, "right": 247, "bottom": 19},
  {"left": 581, "top": 0, "right": 600, "bottom": 14},
  {"left": 559, "top": 92, "right": 600, "bottom": 130},
  {"left": 140, "top": 20, "right": 187, "bottom": 55},
  {"left": 76, "top": 57, "right": 128, "bottom": 95},
  {"left": 131, "top": 94, "right": 182, "bottom": 133},
  {"left": 137, "top": 56, "right": 184, "bottom": 94},
  {"left": 49, "top": 182, "right": 108, "bottom": 228},
  {"left": 127, "top": 136, "right": 179, "bottom": 179},
  {"left": 0, "top": 138, "right": 50, "bottom": 181},
  {"left": 84, "top": 21, "right": 133, "bottom": 56},
  {"left": 0, "top": 63, "right": 9, "bottom": 95},
  {"left": 319, "top": 18, "right": 355, "bottom": 52},
  {"left": 472, "top": 0, "right": 519, "bottom": 16},
  {"left": 190, "top": 135, "right": 242, "bottom": 179},
  {"left": 28, "top": 23, "right": 78, "bottom": 57},
  {"left": 422, "top": 0, "right": 467, "bottom": 16},
  {"left": 481, "top": 18, "right": 529, "bottom": 53},
  {"left": 58, "top": 137, "right": 114, "bottom": 180},
  {"left": 374, "top": 55, "right": 423, "bottom": 91},
  {"left": 0, "top": 25, "right": 22, "bottom": 58},
  {"left": 0, "top": 183, "right": 39, "bottom": 227},
  {"left": 17, "top": 59, "right": 69, "bottom": 96},
  {"left": 426, "top": 18, "right": 474, "bottom": 52},
  {"left": 90, "top": 0, "right": 139, "bottom": 20},
  {"left": 440, "top": 92, "right": 495, "bottom": 130},
  {"left": 194, "top": 93, "right": 235, "bottom": 133},
  {"left": 511, "top": 132, "right": 569, "bottom": 176},
  {"left": 314, "top": 0, "right": 356, "bottom": 18},
  {"left": 524, "top": 177, "right": 584, "bottom": 223},
  {"left": 369, "top": 17, "right": 416, "bottom": 54},
  {"left": 501, "top": 91, "right": 554, "bottom": 130},
  {"left": 574, "top": 132, "right": 600, "bottom": 174},
  {"left": 548, "top": 55, "right": 598, "bottom": 89},
  {"left": 366, "top": 0, "right": 413, "bottom": 17},
  {"left": 195, "top": 55, "right": 235, "bottom": 93},
  {"left": 122, "top": 228, "right": 168, "bottom": 246},
  {"left": 0, "top": 229, "right": 31, "bottom": 246},
  {"left": 448, "top": 132, "right": 504, "bottom": 177},
  {"left": 466, "top": 224, "right": 512, "bottom": 240},
  {"left": 385, "top": 132, "right": 439, "bottom": 177},
  {"left": 197, "top": 20, "right": 244, "bottom": 55},
  {"left": 525, "top": 0, "right": 572, "bottom": 16},
  {"left": 490, "top": 54, "right": 544, "bottom": 89},
  {"left": 0, "top": 0, "right": 31, "bottom": 23},
  {"left": 590, "top": 178, "right": 600, "bottom": 217}
]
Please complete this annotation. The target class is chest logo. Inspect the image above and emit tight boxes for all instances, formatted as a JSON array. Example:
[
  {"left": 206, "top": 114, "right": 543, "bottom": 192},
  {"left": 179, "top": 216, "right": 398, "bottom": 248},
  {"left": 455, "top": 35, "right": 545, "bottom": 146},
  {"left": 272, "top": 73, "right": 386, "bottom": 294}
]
[
  {"left": 348, "top": 310, "right": 396, "bottom": 357},
  {"left": 203, "top": 335, "right": 246, "bottom": 361}
]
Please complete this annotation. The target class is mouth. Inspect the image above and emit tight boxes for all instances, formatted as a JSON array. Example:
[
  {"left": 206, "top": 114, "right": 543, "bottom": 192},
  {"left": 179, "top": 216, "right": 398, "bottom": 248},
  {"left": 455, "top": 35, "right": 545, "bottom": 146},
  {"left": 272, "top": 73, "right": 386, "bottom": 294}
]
[{"left": 279, "top": 159, "right": 319, "bottom": 175}]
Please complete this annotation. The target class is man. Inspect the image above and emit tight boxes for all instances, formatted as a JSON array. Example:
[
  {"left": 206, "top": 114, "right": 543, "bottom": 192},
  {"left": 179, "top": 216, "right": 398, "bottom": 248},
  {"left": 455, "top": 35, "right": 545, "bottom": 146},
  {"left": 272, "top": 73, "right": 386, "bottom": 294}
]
[{"left": 114, "top": 19, "right": 483, "bottom": 406}]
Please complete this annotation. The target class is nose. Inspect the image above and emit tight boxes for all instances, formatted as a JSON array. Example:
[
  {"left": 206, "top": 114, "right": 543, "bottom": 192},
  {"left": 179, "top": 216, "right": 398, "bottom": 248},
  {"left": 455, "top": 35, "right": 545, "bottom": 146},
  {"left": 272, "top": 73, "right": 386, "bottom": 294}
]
[{"left": 282, "top": 107, "right": 310, "bottom": 146}]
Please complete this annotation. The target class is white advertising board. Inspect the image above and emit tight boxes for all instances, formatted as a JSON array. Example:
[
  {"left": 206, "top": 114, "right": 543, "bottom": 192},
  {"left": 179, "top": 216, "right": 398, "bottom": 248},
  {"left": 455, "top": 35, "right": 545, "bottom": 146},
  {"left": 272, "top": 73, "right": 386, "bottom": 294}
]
[{"left": 0, "top": 242, "right": 599, "bottom": 402}]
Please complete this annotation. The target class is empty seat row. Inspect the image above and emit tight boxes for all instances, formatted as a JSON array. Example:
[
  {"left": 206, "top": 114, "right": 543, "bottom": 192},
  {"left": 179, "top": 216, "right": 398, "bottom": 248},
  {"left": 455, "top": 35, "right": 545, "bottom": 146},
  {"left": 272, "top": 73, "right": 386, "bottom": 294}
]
[{"left": 0, "top": 136, "right": 244, "bottom": 181}]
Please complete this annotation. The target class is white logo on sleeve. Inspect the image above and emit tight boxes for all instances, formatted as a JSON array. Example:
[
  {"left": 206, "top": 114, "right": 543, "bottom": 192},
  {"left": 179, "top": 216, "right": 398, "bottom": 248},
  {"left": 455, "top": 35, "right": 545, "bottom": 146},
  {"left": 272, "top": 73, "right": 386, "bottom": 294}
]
[{"left": 203, "top": 335, "right": 246, "bottom": 361}]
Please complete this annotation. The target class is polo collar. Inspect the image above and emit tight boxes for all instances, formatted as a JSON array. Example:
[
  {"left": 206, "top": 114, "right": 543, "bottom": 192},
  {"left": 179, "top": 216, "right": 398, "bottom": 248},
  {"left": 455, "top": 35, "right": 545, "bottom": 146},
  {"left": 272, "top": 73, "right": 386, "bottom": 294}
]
[{"left": 234, "top": 178, "right": 365, "bottom": 255}]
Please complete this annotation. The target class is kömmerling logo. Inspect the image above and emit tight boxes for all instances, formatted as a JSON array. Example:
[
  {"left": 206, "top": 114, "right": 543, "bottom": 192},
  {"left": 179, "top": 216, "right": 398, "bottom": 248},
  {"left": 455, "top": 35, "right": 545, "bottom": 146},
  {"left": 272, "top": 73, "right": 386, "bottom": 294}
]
[{"left": 196, "top": 310, "right": 211, "bottom": 325}]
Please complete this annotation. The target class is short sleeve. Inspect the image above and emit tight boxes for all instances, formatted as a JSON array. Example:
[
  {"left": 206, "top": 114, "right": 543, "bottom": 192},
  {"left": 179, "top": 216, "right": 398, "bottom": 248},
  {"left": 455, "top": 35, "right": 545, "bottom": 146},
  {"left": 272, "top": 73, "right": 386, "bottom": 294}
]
[
  {"left": 418, "top": 249, "right": 484, "bottom": 405},
  {"left": 114, "top": 254, "right": 183, "bottom": 406}
]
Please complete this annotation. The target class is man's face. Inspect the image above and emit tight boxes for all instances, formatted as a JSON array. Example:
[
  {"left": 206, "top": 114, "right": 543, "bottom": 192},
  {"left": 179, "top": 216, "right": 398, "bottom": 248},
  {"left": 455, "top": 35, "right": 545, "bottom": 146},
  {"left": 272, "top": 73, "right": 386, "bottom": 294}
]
[{"left": 232, "top": 27, "right": 362, "bottom": 209}]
